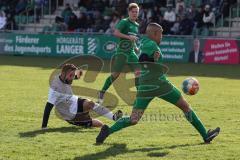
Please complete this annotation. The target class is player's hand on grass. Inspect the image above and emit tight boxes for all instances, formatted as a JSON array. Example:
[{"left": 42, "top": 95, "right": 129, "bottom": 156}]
[{"left": 75, "top": 69, "right": 83, "bottom": 79}]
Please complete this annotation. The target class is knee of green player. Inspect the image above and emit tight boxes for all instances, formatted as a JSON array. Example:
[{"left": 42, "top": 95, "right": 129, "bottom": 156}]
[
  {"left": 111, "top": 72, "right": 120, "bottom": 79},
  {"left": 134, "top": 69, "right": 141, "bottom": 77},
  {"left": 130, "top": 117, "right": 139, "bottom": 125}
]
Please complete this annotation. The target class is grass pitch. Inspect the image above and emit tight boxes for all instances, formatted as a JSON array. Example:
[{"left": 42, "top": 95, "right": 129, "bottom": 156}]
[{"left": 0, "top": 55, "right": 240, "bottom": 160}]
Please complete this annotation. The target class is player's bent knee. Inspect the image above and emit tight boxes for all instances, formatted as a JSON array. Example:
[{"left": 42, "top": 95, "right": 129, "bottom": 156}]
[
  {"left": 87, "top": 101, "right": 95, "bottom": 108},
  {"left": 83, "top": 100, "right": 95, "bottom": 110},
  {"left": 130, "top": 118, "right": 139, "bottom": 125},
  {"left": 112, "top": 72, "right": 120, "bottom": 79},
  {"left": 134, "top": 69, "right": 141, "bottom": 77}
]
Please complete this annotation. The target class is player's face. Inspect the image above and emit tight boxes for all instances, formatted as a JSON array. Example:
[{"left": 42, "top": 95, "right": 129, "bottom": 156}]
[
  {"left": 128, "top": 8, "right": 139, "bottom": 21},
  {"left": 65, "top": 70, "right": 75, "bottom": 84},
  {"left": 155, "top": 30, "right": 163, "bottom": 44}
]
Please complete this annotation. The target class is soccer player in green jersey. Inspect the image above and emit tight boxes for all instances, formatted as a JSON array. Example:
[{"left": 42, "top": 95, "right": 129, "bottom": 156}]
[
  {"left": 98, "top": 3, "right": 140, "bottom": 104},
  {"left": 96, "top": 23, "right": 220, "bottom": 144}
]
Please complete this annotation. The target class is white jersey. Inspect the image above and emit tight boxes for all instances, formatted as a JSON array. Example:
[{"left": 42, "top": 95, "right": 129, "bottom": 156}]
[{"left": 48, "top": 75, "right": 78, "bottom": 120}]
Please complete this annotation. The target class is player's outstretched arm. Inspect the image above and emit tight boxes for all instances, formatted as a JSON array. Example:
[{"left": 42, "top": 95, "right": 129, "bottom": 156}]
[{"left": 41, "top": 102, "right": 54, "bottom": 129}]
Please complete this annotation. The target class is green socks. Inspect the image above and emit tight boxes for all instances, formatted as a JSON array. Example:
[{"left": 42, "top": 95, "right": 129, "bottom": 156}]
[
  {"left": 101, "top": 75, "right": 115, "bottom": 92},
  {"left": 109, "top": 116, "right": 132, "bottom": 134},
  {"left": 108, "top": 110, "right": 207, "bottom": 140},
  {"left": 185, "top": 110, "right": 207, "bottom": 139}
]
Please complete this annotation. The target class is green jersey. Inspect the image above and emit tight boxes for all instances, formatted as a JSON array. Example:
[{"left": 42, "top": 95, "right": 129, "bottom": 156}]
[
  {"left": 115, "top": 18, "right": 139, "bottom": 53},
  {"left": 140, "top": 36, "right": 163, "bottom": 61},
  {"left": 139, "top": 36, "right": 166, "bottom": 82},
  {"left": 137, "top": 36, "right": 173, "bottom": 99}
]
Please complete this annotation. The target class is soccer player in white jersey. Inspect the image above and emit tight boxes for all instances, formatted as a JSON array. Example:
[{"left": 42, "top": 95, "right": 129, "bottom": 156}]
[{"left": 41, "top": 64, "right": 122, "bottom": 129}]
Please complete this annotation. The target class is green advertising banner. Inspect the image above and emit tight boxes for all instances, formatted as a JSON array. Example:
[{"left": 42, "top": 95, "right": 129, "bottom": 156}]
[
  {"left": 1, "top": 33, "right": 239, "bottom": 64},
  {"left": 0, "top": 33, "right": 118, "bottom": 59},
  {"left": 0, "top": 33, "right": 192, "bottom": 62},
  {"left": 160, "top": 37, "right": 192, "bottom": 62},
  {"left": 0, "top": 33, "right": 53, "bottom": 56}
]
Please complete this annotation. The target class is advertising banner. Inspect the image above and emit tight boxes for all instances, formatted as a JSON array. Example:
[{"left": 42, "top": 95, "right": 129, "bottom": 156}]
[
  {"left": 203, "top": 39, "right": 239, "bottom": 64},
  {"left": 1, "top": 33, "right": 239, "bottom": 64},
  {"left": 0, "top": 33, "right": 53, "bottom": 55},
  {"left": 0, "top": 33, "right": 118, "bottom": 59},
  {"left": 160, "top": 37, "right": 192, "bottom": 62}
]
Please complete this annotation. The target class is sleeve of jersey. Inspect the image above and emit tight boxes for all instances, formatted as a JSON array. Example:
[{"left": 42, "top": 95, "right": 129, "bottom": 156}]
[
  {"left": 145, "top": 42, "right": 159, "bottom": 58},
  {"left": 139, "top": 43, "right": 159, "bottom": 62},
  {"left": 152, "top": 42, "right": 160, "bottom": 54},
  {"left": 42, "top": 102, "right": 54, "bottom": 128},
  {"left": 47, "top": 88, "right": 57, "bottom": 105},
  {"left": 115, "top": 19, "right": 126, "bottom": 32}
]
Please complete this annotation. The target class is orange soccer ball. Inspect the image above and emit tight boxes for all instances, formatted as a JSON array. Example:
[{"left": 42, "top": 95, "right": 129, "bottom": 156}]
[{"left": 182, "top": 77, "right": 200, "bottom": 95}]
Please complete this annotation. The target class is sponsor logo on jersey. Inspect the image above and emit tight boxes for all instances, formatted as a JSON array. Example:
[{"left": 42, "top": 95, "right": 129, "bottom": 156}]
[{"left": 119, "top": 40, "right": 132, "bottom": 51}]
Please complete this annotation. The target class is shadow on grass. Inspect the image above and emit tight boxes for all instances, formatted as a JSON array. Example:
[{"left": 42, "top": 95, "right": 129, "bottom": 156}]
[
  {"left": 19, "top": 126, "right": 96, "bottom": 138},
  {"left": 74, "top": 142, "right": 204, "bottom": 160}
]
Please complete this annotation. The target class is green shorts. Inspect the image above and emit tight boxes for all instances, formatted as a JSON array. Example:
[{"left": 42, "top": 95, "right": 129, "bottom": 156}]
[
  {"left": 133, "top": 85, "right": 182, "bottom": 110},
  {"left": 111, "top": 52, "right": 139, "bottom": 73}
]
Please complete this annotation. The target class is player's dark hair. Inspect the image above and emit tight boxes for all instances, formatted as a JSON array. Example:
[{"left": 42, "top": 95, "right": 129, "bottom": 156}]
[
  {"left": 61, "top": 63, "right": 77, "bottom": 74},
  {"left": 128, "top": 3, "right": 139, "bottom": 11}
]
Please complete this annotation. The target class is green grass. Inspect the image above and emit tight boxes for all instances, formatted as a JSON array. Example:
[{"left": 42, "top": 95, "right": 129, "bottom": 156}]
[{"left": 0, "top": 55, "right": 240, "bottom": 160}]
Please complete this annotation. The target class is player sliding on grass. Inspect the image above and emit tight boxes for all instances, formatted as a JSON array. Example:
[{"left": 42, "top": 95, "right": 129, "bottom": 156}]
[
  {"left": 41, "top": 64, "right": 122, "bottom": 129},
  {"left": 96, "top": 23, "right": 220, "bottom": 144},
  {"left": 98, "top": 3, "right": 140, "bottom": 104}
]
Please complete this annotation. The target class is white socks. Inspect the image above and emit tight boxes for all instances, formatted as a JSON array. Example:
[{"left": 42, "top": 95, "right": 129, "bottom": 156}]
[{"left": 92, "top": 103, "right": 113, "bottom": 120}]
